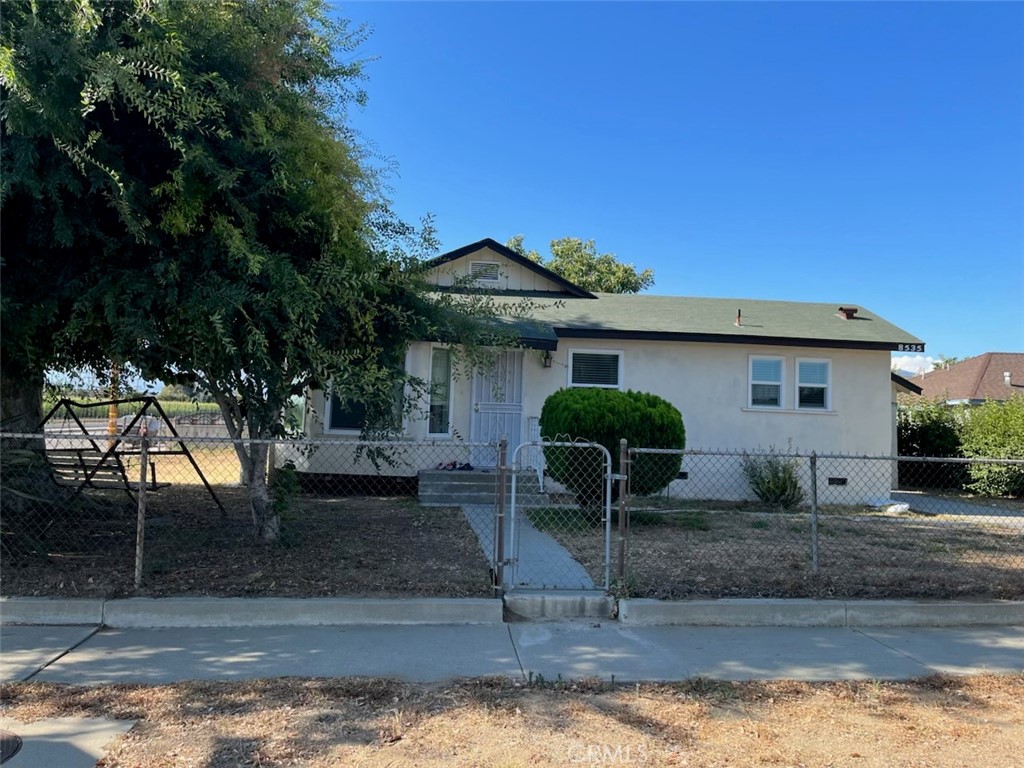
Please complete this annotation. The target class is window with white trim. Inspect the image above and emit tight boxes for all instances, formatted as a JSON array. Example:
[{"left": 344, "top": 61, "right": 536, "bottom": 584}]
[
  {"left": 428, "top": 347, "right": 453, "bottom": 434},
  {"left": 326, "top": 379, "right": 404, "bottom": 433},
  {"left": 796, "top": 359, "right": 830, "bottom": 410},
  {"left": 470, "top": 261, "right": 500, "bottom": 281},
  {"left": 749, "top": 356, "right": 783, "bottom": 408},
  {"left": 569, "top": 351, "right": 622, "bottom": 389},
  {"left": 327, "top": 395, "right": 366, "bottom": 432}
]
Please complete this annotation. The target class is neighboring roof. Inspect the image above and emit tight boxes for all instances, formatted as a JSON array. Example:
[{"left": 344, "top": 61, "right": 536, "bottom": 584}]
[
  {"left": 426, "top": 238, "right": 598, "bottom": 299},
  {"left": 914, "top": 352, "right": 1024, "bottom": 402},
  {"left": 891, "top": 372, "right": 922, "bottom": 395},
  {"left": 514, "top": 294, "right": 924, "bottom": 351}
]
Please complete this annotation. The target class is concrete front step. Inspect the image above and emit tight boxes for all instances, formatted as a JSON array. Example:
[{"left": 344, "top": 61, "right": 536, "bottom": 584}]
[
  {"left": 420, "top": 493, "right": 552, "bottom": 507},
  {"left": 418, "top": 468, "right": 544, "bottom": 507},
  {"left": 505, "top": 592, "right": 615, "bottom": 620}
]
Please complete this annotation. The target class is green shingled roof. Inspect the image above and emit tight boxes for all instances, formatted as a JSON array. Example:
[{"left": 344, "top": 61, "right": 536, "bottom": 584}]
[{"left": 503, "top": 294, "right": 924, "bottom": 351}]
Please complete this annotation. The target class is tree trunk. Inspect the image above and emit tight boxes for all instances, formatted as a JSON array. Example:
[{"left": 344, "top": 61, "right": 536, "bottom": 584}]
[
  {"left": 0, "top": 369, "right": 44, "bottom": 443},
  {"left": 1, "top": 370, "right": 66, "bottom": 557},
  {"left": 212, "top": 396, "right": 281, "bottom": 541},
  {"left": 243, "top": 442, "right": 280, "bottom": 541}
]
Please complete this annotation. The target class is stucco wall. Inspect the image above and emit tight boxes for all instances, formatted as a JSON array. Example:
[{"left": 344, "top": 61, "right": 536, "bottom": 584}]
[
  {"left": 525, "top": 341, "right": 893, "bottom": 456},
  {"left": 299, "top": 339, "right": 895, "bottom": 501}
]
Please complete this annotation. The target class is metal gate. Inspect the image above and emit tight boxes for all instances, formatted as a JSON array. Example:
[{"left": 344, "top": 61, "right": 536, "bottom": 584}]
[{"left": 501, "top": 439, "right": 612, "bottom": 592}]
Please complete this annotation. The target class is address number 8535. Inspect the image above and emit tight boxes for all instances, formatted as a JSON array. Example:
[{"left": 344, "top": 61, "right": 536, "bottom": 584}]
[{"left": 897, "top": 344, "right": 924, "bottom": 353}]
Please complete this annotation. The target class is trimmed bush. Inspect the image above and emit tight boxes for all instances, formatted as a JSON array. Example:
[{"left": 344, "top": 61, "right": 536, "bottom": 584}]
[
  {"left": 539, "top": 388, "right": 685, "bottom": 505},
  {"left": 959, "top": 396, "right": 1024, "bottom": 498},
  {"left": 742, "top": 451, "right": 805, "bottom": 510}
]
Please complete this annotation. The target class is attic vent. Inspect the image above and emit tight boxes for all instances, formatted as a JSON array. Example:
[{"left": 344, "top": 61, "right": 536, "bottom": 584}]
[
  {"left": 837, "top": 306, "right": 859, "bottom": 320},
  {"left": 470, "top": 262, "right": 500, "bottom": 281}
]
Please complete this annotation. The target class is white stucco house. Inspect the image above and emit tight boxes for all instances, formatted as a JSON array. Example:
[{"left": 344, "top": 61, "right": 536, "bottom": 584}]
[{"left": 293, "top": 238, "right": 926, "bottom": 503}]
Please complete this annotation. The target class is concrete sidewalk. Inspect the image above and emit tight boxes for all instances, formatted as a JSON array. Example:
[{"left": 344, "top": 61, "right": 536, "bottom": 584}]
[
  {"left": 2, "top": 619, "right": 1021, "bottom": 768},
  {"left": 4, "top": 621, "right": 1022, "bottom": 686}
]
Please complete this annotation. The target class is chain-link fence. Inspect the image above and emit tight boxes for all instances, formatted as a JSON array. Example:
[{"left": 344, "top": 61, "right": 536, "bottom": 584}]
[
  {"left": 3, "top": 428, "right": 1021, "bottom": 603},
  {"left": 621, "top": 447, "right": 1024, "bottom": 600},
  {"left": 0, "top": 431, "right": 500, "bottom": 600}
]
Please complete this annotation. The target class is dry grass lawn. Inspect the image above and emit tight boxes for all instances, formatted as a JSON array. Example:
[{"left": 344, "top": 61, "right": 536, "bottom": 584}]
[
  {"left": 1, "top": 674, "right": 1022, "bottom": 767},
  {"left": 531, "top": 500, "right": 1024, "bottom": 600}
]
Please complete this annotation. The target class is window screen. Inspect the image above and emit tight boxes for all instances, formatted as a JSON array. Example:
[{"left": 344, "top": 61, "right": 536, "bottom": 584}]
[
  {"left": 750, "top": 357, "right": 782, "bottom": 407},
  {"left": 797, "top": 360, "right": 829, "bottom": 409},
  {"left": 570, "top": 352, "right": 620, "bottom": 388}
]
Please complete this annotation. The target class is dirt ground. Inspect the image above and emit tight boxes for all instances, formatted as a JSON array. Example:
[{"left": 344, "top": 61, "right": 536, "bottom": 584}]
[
  {"left": 2, "top": 674, "right": 1021, "bottom": 767},
  {"left": 534, "top": 499, "right": 1024, "bottom": 600},
  {"left": 1, "top": 488, "right": 491, "bottom": 599}
]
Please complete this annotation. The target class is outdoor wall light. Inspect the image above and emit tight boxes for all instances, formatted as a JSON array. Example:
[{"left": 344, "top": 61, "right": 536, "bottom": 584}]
[{"left": 542, "top": 351, "right": 553, "bottom": 368}]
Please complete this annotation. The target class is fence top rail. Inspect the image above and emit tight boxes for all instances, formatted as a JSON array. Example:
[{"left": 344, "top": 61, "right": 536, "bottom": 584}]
[
  {"left": 0, "top": 431, "right": 500, "bottom": 450},
  {"left": 523, "top": 439, "right": 608, "bottom": 451},
  {"left": 627, "top": 445, "right": 1024, "bottom": 466}
]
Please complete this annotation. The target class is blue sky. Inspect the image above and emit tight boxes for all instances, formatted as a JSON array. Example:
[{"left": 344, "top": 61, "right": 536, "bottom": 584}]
[{"left": 339, "top": 1, "right": 1023, "bottom": 372}]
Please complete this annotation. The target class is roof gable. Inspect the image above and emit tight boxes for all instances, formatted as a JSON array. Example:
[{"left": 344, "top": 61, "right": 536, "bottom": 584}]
[{"left": 426, "top": 238, "right": 596, "bottom": 298}]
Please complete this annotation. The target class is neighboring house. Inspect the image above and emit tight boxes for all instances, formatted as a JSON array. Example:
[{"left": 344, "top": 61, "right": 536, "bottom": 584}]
[
  {"left": 913, "top": 352, "right": 1024, "bottom": 405},
  {"left": 294, "top": 238, "right": 926, "bottom": 503}
]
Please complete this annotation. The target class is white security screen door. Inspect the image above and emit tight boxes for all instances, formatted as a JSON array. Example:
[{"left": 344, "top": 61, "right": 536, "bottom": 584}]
[{"left": 470, "top": 350, "right": 524, "bottom": 466}]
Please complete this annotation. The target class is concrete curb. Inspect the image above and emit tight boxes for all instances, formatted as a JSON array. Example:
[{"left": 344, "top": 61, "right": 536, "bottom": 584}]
[
  {"left": 505, "top": 592, "right": 614, "bottom": 620},
  {"left": 4, "top": 596, "right": 1022, "bottom": 629},
  {"left": 618, "top": 598, "right": 1024, "bottom": 627},
  {"left": 1, "top": 597, "right": 503, "bottom": 628},
  {"left": 0, "top": 598, "right": 105, "bottom": 626}
]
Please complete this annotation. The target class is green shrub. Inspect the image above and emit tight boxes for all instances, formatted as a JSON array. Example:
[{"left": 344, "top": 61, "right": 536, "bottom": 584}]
[
  {"left": 538, "top": 388, "right": 685, "bottom": 506},
  {"left": 896, "top": 396, "right": 965, "bottom": 456},
  {"left": 742, "top": 451, "right": 805, "bottom": 510},
  {"left": 959, "top": 396, "right": 1024, "bottom": 498},
  {"left": 896, "top": 396, "right": 967, "bottom": 489}
]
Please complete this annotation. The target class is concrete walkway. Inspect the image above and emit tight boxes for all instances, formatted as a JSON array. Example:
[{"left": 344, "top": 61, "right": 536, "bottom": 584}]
[
  {"left": 462, "top": 504, "right": 596, "bottom": 590},
  {"left": 891, "top": 490, "right": 1024, "bottom": 518},
  {"left": 3, "top": 621, "right": 1022, "bottom": 686}
]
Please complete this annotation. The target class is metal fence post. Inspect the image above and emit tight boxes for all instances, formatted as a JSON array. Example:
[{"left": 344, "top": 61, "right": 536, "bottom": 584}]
[
  {"left": 618, "top": 438, "right": 628, "bottom": 586},
  {"left": 494, "top": 437, "right": 508, "bottom": 597},
  {"left": 810, "top": 451, "right": 819, "bottom": 575},
  {"left": 134, "top": 425, "right": 149, "bottom": 590}
]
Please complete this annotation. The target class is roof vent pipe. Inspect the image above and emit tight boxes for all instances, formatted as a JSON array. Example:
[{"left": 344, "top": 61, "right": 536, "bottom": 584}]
[
  {"left": 1005, "top": 371, "right": 1012, "bottom": 387},
  {"left": 735, "top": 309, "right": 742, "bottom": 327}
]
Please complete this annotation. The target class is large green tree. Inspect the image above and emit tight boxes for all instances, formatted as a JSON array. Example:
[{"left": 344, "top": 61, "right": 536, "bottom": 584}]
[
  {"left": 1, "top": 0, "right": 495, "bottom": 539},
  {"left": 506, "top": 235, "right": 655, "bottom": 294}
]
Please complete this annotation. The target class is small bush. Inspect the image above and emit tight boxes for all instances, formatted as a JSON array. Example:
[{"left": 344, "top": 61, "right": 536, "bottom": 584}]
[
  {"left": 539, "top": 388, "right": 685, "bottom": 506},
  {"left": 959, "top": 396, "right": 1024, "bottom": 498},
  {"left": 742, "top": 451, "right": 805, "bottom": 510}
]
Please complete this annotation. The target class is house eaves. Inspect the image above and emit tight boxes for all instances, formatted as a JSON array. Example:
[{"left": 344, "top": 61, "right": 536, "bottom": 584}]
[{"left": 524, "top": 295, "right": 925, "bottom": 352}]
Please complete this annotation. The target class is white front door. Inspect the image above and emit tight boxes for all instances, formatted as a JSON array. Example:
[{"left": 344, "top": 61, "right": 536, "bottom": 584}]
[{"left": 470, "top": 350, "right": 524, "bottom": 466}]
